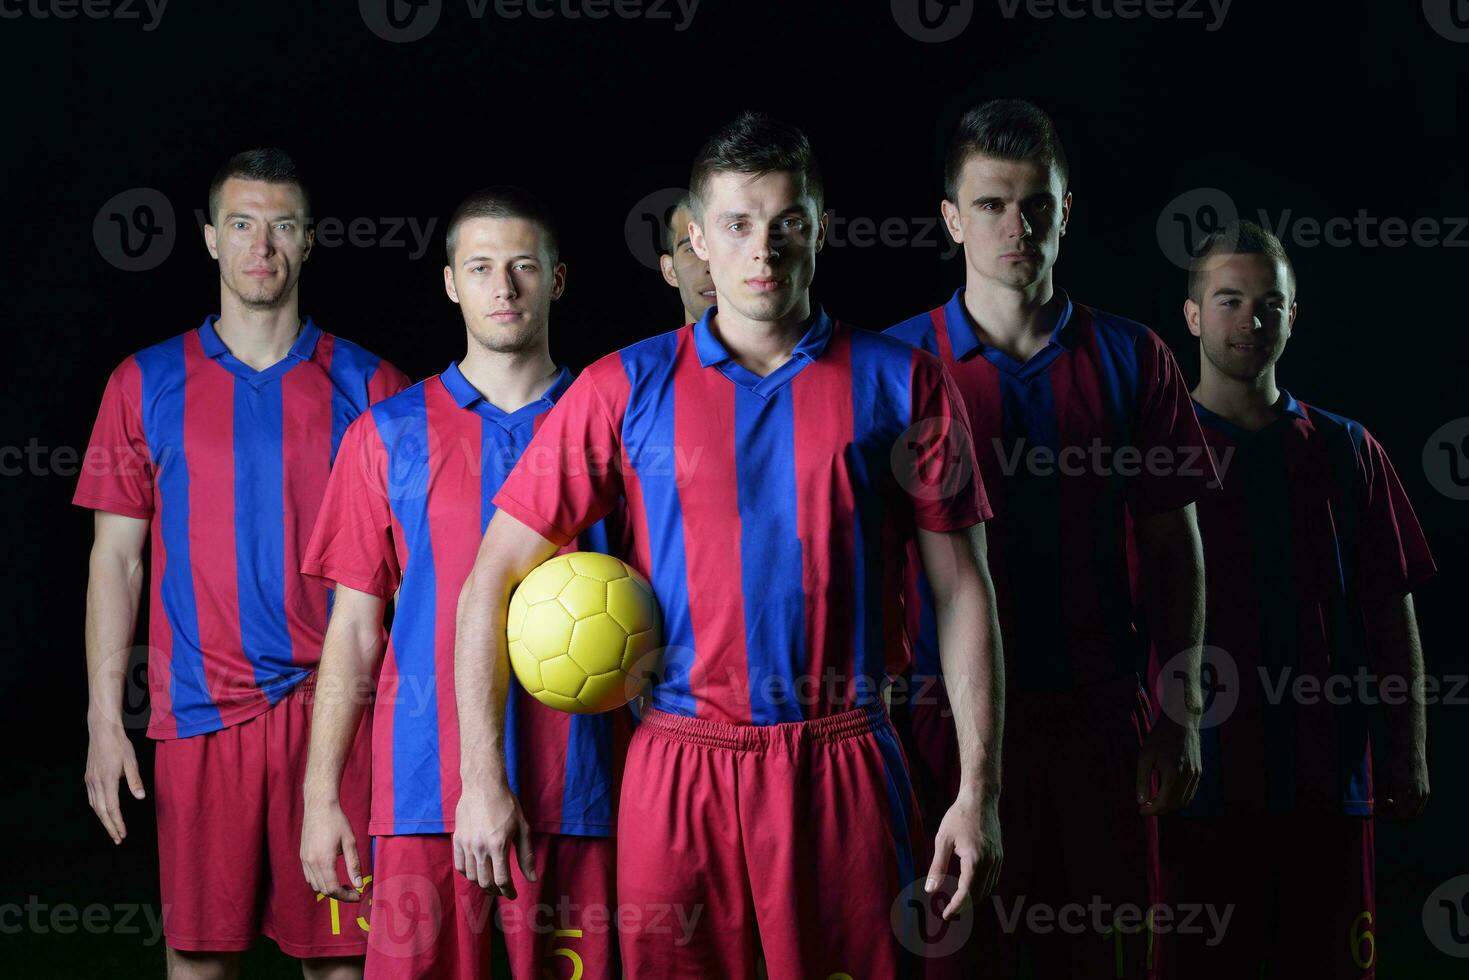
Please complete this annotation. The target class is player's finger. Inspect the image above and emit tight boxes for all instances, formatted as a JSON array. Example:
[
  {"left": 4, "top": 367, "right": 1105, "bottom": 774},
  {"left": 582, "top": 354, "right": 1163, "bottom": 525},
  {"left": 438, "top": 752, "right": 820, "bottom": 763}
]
[
  {"left": 925, "top": 834, "right": 954, "bottom": 893},
  {"left": 452, "top": 837, "right": 466, "bottom": 878},
  {"left": 474, "top": 845, "right": 495, "bottom": 893},
  {"left": 942, "top": 852, "right": 975, "bottom": 921},
  {"left": 103, "top": 781, "right": 127, "bottom": 842},
  {"left": 123, "top": 752, "right": 146, "bottom": 800},
  {"left": 515, "top": 817, "right": 537, "bottom": 884},
  {"left": 339, "top": 834, "right": 364, "bottom": 901},
  {"left": 1140, "top": 762, "right": 1175, "bottom": 816},
  {"left": 1135, "top": 746, "right": 1154, "bottom": 808},
  {"left": 491, "top": 840, "right": 516, "bottom": 901}
]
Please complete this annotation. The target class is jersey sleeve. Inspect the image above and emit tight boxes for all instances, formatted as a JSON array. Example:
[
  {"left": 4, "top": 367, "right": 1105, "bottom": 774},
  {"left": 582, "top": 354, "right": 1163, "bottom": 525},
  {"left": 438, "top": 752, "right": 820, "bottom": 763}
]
[
  {"left": 73, "top": 357, "right": 154, "bottom": 520},
  {"left": 904, "top": 350, "right": 992, "bottom": 532},
  {"left": 1355, "top": 428, "right": 1436, "bottom": 599},
  {"left": 301, "top": 411, "right": 402, "bottom": 598},
  {"left": 1128, "top": 330, "right": 1217, "bottom": 515},
  {"left": 370, "top": 358, "right": 411, "bottom": 403},
  {"left": 493, "top": 362, "right": 627, "bottom": 547}
]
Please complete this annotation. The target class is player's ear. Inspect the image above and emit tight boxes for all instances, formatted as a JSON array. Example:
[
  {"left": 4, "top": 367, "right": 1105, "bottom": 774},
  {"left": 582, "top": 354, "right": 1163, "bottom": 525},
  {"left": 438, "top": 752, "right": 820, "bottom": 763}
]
[
  {"left": 301, "top": 223, "right": 314, "bottom": 262},
  {"left": 443, "top": 265, "right": 460, "bottom": 304},
  {"left": 689, "top": 219, "right": 709, "bottom": 261},
  {"left": 659, "top": 253, "right": 679, "bottom": 288},
  {"left": 550, "top": 262, "right": 567, "bottom": 302},
  {"left": 815, "top": 209, "right": 829, "bottom": 253},
  {"left": 1059, "top": 190, "right": 1073, "bottom": 237},
  {"left": 1183, "top": 298, "right": 1202, "bottom": 338},
  {"left": 940, "top": 199, "right": 963, "bottom": 245},
  {"left": 1287, "top": 301, "right": 1299, "bottom": 334},
  {"left": 203, "top": 221, "right": 219, "bottom": 260}
]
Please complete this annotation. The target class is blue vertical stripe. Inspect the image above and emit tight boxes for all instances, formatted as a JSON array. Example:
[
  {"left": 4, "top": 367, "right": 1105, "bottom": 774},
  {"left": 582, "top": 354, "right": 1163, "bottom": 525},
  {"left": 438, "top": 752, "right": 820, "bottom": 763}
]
[
  {"left": 135, "top": 340, "right": 221, "bottom": 736},
  {"left": 736, "top": 386, "right": 805, "bottom": 724},
  {"left": 374, "top": 389, "right": 445, "bottom": 830},
  {"left": 621, "top": 339, "right": 698, "bottom": 716},
  {"left": 848, "top": 337, "right": 893, "bottom": 703},
  {"left": 871, "top": 708, "right": 919, "bottom": 980},
  {"left": 234, "top": 378, "right": 296, "bottom": 699},
  {"left": 329, "top": 338, "right": 383, "bottom": 463}
]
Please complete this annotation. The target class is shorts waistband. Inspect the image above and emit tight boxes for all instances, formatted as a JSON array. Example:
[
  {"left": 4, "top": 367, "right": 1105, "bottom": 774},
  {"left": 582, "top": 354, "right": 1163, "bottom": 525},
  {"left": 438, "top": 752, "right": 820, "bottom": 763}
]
[{"left": 638, "top": 702, "right": 890, "bottom": 752}]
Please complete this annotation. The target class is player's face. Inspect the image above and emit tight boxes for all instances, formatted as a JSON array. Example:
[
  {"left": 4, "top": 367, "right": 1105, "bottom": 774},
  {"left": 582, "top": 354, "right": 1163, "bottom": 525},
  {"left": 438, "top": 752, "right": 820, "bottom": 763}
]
[
  {"left": 205, "top": 178, "right": 312, "bottom": 310},
  {"left": 690, "top": 170, "right": 826, "bottom": 324},
  {"left": 1185, "top": 252, "right": 1297, "bottom": 384},
  {"left": 943, "top": 153, "right": 1069, "bottom": 292},
  {"left": 444, "top": 216, "right": 566, "bottom": 354},
  {"left": 660, "top": 205, "right": 715, "bottom": 321}
]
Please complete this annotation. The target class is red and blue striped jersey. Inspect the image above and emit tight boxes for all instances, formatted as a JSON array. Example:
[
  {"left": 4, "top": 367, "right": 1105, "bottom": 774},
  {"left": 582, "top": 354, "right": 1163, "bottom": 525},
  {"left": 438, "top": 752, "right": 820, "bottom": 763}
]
[
  {"left": 73, "top": 317, "right": 408, "bottom": 739},
  {"left": 1183, "top": 394, "right": 1435, "bottom": 815},
  {"left": 302, "top": 363, "right": 631, "bottom": 837},
  {"left": 885, "top": 289, "right": 1214, "bottom": 691},
  {"left": 492, "top": 308, "right": 990, "bottom": 726}
]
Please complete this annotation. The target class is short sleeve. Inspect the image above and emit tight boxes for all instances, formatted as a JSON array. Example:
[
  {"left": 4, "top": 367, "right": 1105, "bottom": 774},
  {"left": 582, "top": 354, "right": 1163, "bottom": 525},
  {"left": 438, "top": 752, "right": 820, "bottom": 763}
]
[
  {"left": 493, "top": 364, "right": 627, "bottom": 547},
  {"left": 1355, "top": 429, "right": 1436, "bottom": 599},
  {"left": 903, "top": 351, "right": 992, "bottom": 532},
  {"left": 1128, "top": 331, "right": 1216, "bottom": 514},
  {"left": 301, "top": 412, "right": 402, "bottom": 598},
  {"left": 370, "top": 359, "right": 411, "bottom": 403},
  {"left": 73, "top": 358, "right": 154, "bottom": 520}
]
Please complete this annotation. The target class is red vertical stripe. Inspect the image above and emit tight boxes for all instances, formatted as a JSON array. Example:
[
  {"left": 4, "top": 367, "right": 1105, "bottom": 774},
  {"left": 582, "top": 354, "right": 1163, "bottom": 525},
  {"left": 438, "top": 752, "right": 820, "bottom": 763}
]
[
  {"left": 281, "top": 342, "right": 334, "bottom": 669},
  {"left": 791, "top": 334, "right": 857, "bottom": 708},
  {"left": 182, "top": 332, "right": 262, "bottom": 714},
  {"left": 373, "top": 411, "right": 402, "bottom": 831},
  {"left": 673, "top": 331, "right": 752, "bottom": 723}
]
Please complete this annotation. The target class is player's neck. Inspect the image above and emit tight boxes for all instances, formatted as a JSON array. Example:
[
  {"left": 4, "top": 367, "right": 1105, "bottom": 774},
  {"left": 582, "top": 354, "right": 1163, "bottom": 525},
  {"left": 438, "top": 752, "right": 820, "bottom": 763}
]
[
  {"left": 960, "top": 275, "right": 1062, "bottom": 363},
  {"left": 1192, "top": 367, "right": 1283, "bottom": 432},
  {"left": 458, "top": 341, "right": 559, "bottom": 415},
  {"left": 709, "top": 297, "right": 813, "bottom": 378},
  {"left": 214, "top": 291, "right": 303, "bottom": 371}
]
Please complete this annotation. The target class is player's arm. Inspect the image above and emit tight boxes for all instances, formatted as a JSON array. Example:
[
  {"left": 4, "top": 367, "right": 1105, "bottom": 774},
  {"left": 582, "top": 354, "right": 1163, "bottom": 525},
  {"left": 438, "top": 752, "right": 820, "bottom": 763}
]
[
  {"left": 301, "top": 584, "right": 386, "bottom": 901},
  {"left": 83, "top": 510, "right": 149, "bottom": 845},
  {"left": 453, "top": 509, "right": 559, "bottom": 898},
  {"left": 915, "top": 520, "right": 1004, "bottom": 919},
  {"left": 1364, "top": 592, "right": 1429, "bottom": 818},
  {"left": 1133, "top": 502, "right": 1205, "bottom": 816}
]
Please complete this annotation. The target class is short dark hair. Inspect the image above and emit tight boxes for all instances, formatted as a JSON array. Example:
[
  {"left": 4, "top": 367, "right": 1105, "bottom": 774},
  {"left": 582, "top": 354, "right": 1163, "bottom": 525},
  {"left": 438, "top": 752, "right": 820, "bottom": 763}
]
[
  {"left": 944, "top": 99, "right": 1069, "bottom": 202},
  {"left": 444, "top": 185, "right": 560, "bottom": 266},
  {"left": 208, "top": 148, "right": 310, "bottom": 224},
  {"left": 1187, "top": 219, "right": 1296, "bottom": 302},
  {"left": 661, "top": 194, "right": 694, "bottom": 254},
  {"left": 689, "top": 111, "right": 824, "bottom": 219}
]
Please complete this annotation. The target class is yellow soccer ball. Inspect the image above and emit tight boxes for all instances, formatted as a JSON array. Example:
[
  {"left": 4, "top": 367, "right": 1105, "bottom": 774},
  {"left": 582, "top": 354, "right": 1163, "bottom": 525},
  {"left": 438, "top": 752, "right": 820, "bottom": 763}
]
[{"left": 506, "top": 552, "right": 661, "bottom": 713}]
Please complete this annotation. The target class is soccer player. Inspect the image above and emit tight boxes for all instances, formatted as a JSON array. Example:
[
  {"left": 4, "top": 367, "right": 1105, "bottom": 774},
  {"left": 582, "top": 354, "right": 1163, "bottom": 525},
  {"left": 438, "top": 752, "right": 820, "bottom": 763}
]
[
  {"left": 299, "top": 186, "right": 629, "bottom": 980},
  {"left": 77, "top": 148, "right": 408, "bottom": 979},
  {"left": 885, "top": 100, "right": 1211, "bottom": 979},
  {"left": 1155, "top": 220, "right": 1434, "bottom": 978},
  {"left": 453, "top": 112, "right": 1005, "bottom": 979},
  {"left": 658, "top": 194, "right": 716, "bottom": 324}
]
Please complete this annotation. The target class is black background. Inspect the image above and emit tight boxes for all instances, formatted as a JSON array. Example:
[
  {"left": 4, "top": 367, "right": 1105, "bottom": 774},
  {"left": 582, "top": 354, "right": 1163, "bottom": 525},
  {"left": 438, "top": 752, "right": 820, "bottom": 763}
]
[{"left": 3, "top": 0, "right": 1466, "bottom": 976}]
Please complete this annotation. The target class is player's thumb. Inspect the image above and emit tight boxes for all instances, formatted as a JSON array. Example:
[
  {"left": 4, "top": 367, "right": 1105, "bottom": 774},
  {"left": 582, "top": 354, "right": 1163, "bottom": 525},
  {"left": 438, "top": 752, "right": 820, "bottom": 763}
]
[
  {"left": 1135, "top": 747, "right": 1153, "bottom": 805},
  {"left": 925, "top": 834, "right": 953, "bottom": 893},
  {"left": 123, "top": 752, "right": 145, "bottom": 800},
  {"left": 516, "top": 817, "right": 537, "bottom": 882},
  {"left": 343, "top": 835, "right": 363, "bottom": 890}
]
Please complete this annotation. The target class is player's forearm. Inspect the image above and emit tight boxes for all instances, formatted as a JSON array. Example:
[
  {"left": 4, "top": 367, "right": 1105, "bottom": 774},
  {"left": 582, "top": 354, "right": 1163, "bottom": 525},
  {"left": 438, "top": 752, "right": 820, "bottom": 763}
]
[
  {"left": 303, "top": 610, "right": 382, "bottom": 808},
  {"left": 1364, "top": 593, "right": 1427, "bottom": 763},
  {"left": 84, "top": 543, "right": 144, "bottom": 732},
  {"left": 1137, "top": 506, "right": 1206, "bottom": 721},
  {"left": 935, "top": 572, "right": 1005, "bottom": 801},
  {"left": 454, "top": 565, "right": 514, "bottom": 796}
]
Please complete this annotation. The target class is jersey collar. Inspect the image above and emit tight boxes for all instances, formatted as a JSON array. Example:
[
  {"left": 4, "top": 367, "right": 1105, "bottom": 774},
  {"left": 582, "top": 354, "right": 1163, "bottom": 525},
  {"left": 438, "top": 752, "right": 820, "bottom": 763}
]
[
  {"left": 1192, "top": 388, "right": 1307, "bottom": 437},
  {"left": 440, "top": 360, "right": 574, "bottom": 427},
  {"left": 692, "top": 305, "right": 834, "bottom": 398},
  {"left": 197, "top": 315, "right": 322, "bottom": 384},
  {"left": 941, "top": 287, "right": 1078, "bottom": 364}
]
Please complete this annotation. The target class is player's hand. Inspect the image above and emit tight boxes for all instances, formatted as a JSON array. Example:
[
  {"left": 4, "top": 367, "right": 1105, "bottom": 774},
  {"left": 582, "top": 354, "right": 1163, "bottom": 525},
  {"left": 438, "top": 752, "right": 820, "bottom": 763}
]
[
  {"left": 1378, "top": 746, "right": 1429, "bottom": 820},
  {"left": 1136, "top": 716, "right": 1201, "bottom": 816},
  {"left": 453, "top": 781, "right": 536, "bottom": 898},
  {"left": 84, "top": 721, "right": 145, "bottom": 845},
  {"left": 300, "top": 799, "right": 365, "bottom": 902},
  {"left": 926, "top": 790, "right": 1002, "bottom": 920}
]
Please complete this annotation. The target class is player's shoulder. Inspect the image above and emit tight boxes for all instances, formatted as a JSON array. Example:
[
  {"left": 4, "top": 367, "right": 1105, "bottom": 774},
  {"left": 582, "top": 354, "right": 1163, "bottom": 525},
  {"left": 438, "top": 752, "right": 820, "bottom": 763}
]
[
  {"left": 1078, "top": 301, "right": 1160, "bottom": 348},
  {"left": 882, "top": 306, "right": 944, "bottom": 353},
  {"left": 1296, "top": 399, "right": 1373, "bottom": 452},
  {"left": 842, "top": 316, "right": 941, "bottom": 368},
  {"left": 316, "top": 324, "right": 402, "bottom": 377}
]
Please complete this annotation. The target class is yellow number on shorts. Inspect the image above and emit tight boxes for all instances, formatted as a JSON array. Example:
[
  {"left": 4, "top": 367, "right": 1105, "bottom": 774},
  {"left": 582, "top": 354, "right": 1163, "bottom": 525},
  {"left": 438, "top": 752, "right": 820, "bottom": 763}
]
[
  {"left": 1350, "top": 910, "right": 1375, "bottom": 969},
  {"left": 315, "top": 873, "right": 373, "bottom": 936},
  {"left": 543, "top": 927, "right": 584, "bottom": 980},
  {"left": 825, "top": 974, "right": 855, "bottom": 980}
]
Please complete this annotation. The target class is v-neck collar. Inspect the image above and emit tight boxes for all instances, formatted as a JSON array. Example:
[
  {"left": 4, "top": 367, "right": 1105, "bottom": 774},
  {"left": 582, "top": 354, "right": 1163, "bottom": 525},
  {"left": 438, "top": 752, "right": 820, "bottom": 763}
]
[
  {"left": 692, "top": 305, "right": 834, "bottom": 399},
  {"left": 198, "top": 315, "right": 321, "bottom": 386},
  {"left": 941, "top": 288, "right": 1077, "bottom": 380},
  {"left": 1192, "top": 389, "right": 1306, "bottom": 441},
  {"left": 439, "top": 360, "right": 574, "bottom": 429}
]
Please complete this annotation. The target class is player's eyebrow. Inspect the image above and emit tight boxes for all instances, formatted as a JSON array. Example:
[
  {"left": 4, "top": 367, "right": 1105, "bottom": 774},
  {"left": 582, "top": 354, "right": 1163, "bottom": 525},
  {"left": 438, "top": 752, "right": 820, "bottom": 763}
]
[
  {"left": 222, "top": 210, "right": 301, "bottom": 223},
  {"left": 461, "top": 252, "right": 540, "bottom": 266},
  {"left": 675, "top": 235, "right": 692, "bottom": 249}
]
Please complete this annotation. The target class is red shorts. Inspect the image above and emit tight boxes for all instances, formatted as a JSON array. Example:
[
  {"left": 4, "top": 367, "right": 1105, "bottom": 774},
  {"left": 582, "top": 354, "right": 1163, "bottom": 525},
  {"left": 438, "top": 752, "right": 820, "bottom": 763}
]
[
  {"left": 153, "top": 675, "right": 372, "bottom": 957},
  {"left": 363, "top": 832, "right": 618, "bottom": 980},
  {"left": 1156, "top": 813, "right": 1376, "bottom": 979},
  {"left": 616, "top": 702, "right": 924, "bottom": 980},
  {"left": 896, "top": 675, "right": 1158, "bottom": 979}
]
